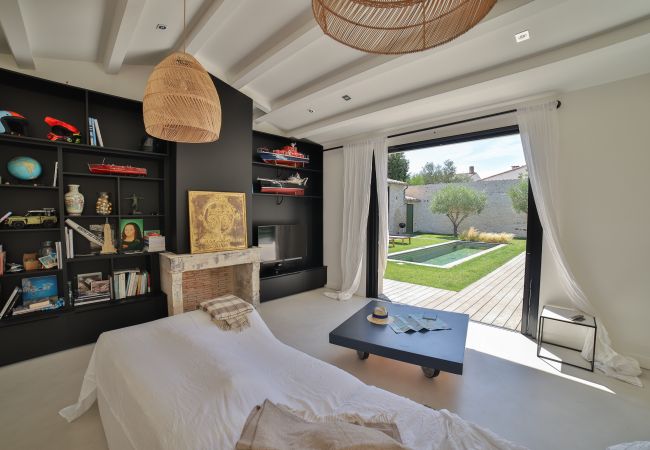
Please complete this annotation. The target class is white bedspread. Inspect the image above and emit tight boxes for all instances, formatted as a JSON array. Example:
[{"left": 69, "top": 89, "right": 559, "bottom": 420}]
[{"left": 61, "top": 310, "right": 526, "bottom": 450}]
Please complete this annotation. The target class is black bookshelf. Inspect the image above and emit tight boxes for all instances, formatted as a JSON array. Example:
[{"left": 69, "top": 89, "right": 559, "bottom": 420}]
[
  {"left": 0, "top": 68, "right": 170, "bottom": 366},
  {"left": 251, "top": 131, "right": 326, "bottom": 302}
]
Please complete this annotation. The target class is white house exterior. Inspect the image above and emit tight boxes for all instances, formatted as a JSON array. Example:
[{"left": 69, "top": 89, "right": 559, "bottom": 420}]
[{"left": 482, "top": 165, "right": 527, "bottom": 181}]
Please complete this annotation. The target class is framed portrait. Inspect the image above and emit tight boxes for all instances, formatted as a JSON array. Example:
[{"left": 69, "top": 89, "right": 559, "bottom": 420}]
[
  {"left": 119, "top": 218, "right": 144, "bottom": 252},
  {"left": 188, "top": 191, "right": 247, "bottom": 254}
]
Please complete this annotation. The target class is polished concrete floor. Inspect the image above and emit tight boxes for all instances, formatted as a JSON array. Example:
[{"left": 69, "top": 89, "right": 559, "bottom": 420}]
[{"left": 1, "top": 288, "right": 648, "bottom": 450}]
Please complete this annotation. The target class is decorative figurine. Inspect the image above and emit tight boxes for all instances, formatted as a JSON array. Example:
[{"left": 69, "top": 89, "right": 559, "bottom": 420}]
[
  {"left": 100, "top": 221, "right": 117, "bottom": 254},
  {"left": 95, "top": 192, "right": 112, "bottom": 215},
  {"left": 124, "top": 194, "right": 144, "bottom": 215},
  {"left": 65, "top": 184, "right": 84, "bottom": 216}
]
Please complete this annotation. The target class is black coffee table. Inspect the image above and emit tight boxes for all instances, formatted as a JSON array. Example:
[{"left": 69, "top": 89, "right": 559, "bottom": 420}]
[{"left": 329, "top": 300, "right": 469, "bottom": 378}]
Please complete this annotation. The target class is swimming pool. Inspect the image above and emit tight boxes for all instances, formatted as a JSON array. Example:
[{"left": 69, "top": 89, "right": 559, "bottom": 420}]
[{"left": 387, "top": 240, "right": 503, "bottom": 269}]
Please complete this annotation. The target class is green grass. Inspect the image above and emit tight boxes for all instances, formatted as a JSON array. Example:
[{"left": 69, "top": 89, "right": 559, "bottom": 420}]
[
  {"left": 385, "top": 234, "right": 526, "bottom": 292},
  {"left": 388, "top": 233, "right": 456, "bottom": 254}
]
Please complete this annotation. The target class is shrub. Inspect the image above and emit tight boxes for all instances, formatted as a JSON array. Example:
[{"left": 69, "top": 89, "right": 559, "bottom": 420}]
[{"left": 459, "top": 227, "right": 514, "bottom": 244}]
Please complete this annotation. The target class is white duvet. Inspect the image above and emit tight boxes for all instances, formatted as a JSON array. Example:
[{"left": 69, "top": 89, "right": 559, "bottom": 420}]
[{"left": 61, "top": 310, "right": 526, "bottom": 450}]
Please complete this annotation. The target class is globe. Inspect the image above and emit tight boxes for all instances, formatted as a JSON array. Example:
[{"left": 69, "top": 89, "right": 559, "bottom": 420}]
[{"left": 7, "top": 156, "right": 42, "bottom": 181}]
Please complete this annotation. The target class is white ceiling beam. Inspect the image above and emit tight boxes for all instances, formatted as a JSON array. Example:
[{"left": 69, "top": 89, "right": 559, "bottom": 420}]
[
  {"left": 255, "top": 0, "right": 566, "bottom": 125},
  {"left": 0, "top": 0, "right": 35, "bottom": 69},
  {"left": 103, "top": 0, "right": 147, "bottom": 74},
  {"left": 230, "top": 12, "right": 323, "bottom": 90},
  {"left": 290, "top": 16, "right": 650, "bottom": 139},
  {"left": 180, "top": 0, "right": 242, "bottom": 55}
]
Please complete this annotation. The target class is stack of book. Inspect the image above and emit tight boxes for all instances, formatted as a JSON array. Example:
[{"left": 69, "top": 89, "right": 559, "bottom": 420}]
[
  {"left": 88, "top": 117, "right": 104, "bottom": 147},
  {"left": 74, "top": 272, "right": 111, "bottom": 306},
  {"left": 111, "top": 269, "right": 150, "bottom": 300},
  {"left": 13, "top": 298, "right": 65, "bottom": 315},
  {"left": 144, "top": 234, "right": 165, "bottom": 252}
]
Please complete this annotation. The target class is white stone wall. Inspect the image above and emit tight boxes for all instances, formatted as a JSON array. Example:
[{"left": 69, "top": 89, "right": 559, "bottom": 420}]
[
  {"left": 405, "top": 180, "right": 527, "bottom": 237},
  {"left": 388, "top": 182, "right": 407, "bottom": 234}
]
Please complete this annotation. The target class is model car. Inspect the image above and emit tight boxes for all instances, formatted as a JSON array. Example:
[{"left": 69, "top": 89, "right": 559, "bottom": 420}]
[{"left": 5, "top": 209, "right": 57, "bottom": 228}]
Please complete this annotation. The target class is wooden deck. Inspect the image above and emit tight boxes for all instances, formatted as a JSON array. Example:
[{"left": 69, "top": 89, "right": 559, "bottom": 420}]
[{"left": 383, "top": 252, "right": 526, "bottom": 332}]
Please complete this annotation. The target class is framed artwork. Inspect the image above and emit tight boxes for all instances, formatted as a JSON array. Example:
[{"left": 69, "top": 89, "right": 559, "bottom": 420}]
[
  {"left": 21, "top": 275, "right": 58, "bottom": 305},
  {"left": 188, "top": 191, "right": 247, "bottom": 254},
  {"left": 119, "top": 218, "right": 144, "bottom": 252}
]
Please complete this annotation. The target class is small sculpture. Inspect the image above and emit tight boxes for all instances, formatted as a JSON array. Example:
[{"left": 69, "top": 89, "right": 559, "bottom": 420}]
[
  {"left": 95, "top": 192, "right": 112, "bottom": 215},
  {"left": 100, "top": 221, "right": 117, "bottom": 254},
  {"left": 124, "top": 194, "right": 144, "bottom": 215}
]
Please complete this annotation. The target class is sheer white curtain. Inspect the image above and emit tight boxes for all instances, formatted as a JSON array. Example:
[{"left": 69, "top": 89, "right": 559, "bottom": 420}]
[
  {"left": 325, "top": 137, "right": 387, "bottom": 300},
  {"left": 374, "top": 143, "right": 389, "bottom": 295},
  {"left": 517, "top": 101, "right": 642, "bottom": 386}
]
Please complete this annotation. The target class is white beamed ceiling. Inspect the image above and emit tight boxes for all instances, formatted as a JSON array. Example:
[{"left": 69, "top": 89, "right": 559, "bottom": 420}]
[{"left": 0, "top": 0, "right": 649, "bottom": 146}]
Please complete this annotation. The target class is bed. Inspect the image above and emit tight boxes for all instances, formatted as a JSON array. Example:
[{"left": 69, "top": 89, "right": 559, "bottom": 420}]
[{"left": 61, "top": 309, "right": 526, "bottom": 450}]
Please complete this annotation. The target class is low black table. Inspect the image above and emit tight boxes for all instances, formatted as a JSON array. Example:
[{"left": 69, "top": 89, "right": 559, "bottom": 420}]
[{"left": 329, "top": 300, "right": 469, "bottom": 378}]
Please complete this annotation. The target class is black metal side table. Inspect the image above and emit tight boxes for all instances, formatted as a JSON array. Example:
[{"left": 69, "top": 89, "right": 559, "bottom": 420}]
[{"left": 537, "top": 305, "right": 597, "bottom": 372}]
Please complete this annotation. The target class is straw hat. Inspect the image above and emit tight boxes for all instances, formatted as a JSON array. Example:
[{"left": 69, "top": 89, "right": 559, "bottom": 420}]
[{"left": 367, "top": 305, "right": 393, "bottom": 325}]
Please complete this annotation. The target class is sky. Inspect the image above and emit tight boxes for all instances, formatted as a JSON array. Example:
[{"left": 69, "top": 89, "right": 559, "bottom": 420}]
[{"left": 402, "top": 134, "right": 525, "bottom": 179}]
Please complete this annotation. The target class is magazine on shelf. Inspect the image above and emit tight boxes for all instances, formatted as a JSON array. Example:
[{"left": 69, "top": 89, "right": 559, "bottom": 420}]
[{"left": 0, "top": 287, "right": 21, "bottom": 319}]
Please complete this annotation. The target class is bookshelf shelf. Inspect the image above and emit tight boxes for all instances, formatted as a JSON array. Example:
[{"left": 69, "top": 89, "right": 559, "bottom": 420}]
[
  {"left": 0, "top": 67, "right": 171, "bottom": 366},
  {"left": 0, "top": 184, "right": 58, "bottom": 190},
  {"left": 252, "top": 161, "right": 323, "bottom": 174},
  {"left": 0, "top": 268, "right": 62, "bottom": 279},
  {"left": 0, "top": 227, "right": 62, "bottom": 233}
]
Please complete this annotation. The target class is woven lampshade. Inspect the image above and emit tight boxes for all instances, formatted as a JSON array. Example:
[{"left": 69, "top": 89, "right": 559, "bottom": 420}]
[
  {"left": 312, "top": 0, "right": 496, "bottom": 55},
  {"left": 143, "top": 52, "right": 221, "bottom": 143}
]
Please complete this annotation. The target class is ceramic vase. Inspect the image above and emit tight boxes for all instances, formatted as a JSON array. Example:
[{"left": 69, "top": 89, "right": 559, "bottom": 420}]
[
  {"left": 65, "top": 184, "right": 84, "bottom": 216},
  {"left": 95, "top": 192, "right": 112, "bottom": 215}
]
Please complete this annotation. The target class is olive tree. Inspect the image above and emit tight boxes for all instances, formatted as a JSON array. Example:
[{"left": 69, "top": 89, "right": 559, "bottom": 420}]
[
  {"left": 430, "top": 185, "right": 487, "bottom": 237},
  {"left": 508, "top": 175, "right": 528, "bottom": 215}
]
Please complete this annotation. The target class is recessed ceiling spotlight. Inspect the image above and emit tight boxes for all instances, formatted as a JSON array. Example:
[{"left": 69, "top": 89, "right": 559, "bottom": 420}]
[
  {"left": 515, "top": 30, "right": 530, "bottom": 43},
  {"left": 342, "top": 94, "right": 352, "bottom": 101},
  {"left": 155, "top": 24, "right": 167, "bottom": 30},
  {"left": 308, "top": 107, "right": 315, "bottom": 114}
]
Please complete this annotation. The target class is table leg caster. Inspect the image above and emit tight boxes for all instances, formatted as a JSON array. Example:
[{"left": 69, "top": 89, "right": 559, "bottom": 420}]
[
  {"left": 421, "top": 367, "right": 440, "bottom": 378},
  {"left": 357, "top": 351, "right": 369, "bottom": 360}
]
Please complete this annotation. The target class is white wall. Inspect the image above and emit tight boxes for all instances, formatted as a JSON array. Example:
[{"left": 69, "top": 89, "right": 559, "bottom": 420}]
[
  {"left": 540, "top": 73, "right": 650, "bottom": 368},
  {"left": 0, "top": 55, "right": 153, "bottom": 100}
]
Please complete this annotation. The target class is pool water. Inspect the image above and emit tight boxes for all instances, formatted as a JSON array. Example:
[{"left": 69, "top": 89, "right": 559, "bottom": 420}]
[{"left": 388, "top": 241, "right": 499, "bottom": 268}]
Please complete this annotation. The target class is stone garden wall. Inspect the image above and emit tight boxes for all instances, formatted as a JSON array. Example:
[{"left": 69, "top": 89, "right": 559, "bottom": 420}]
[{"left": 405, "top": 179, "right": 527, "bottom": 237}]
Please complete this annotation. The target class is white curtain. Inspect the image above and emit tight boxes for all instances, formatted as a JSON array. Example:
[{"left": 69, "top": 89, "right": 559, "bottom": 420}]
[
  {"left": 375, "top": 142, "right": 389, "bottom": 295},
  {"left": 325, "top": 137, "right": 387, "bottom": 300},
  {"left": 517, "top": 101, "right": 642, "bottom": 386}
]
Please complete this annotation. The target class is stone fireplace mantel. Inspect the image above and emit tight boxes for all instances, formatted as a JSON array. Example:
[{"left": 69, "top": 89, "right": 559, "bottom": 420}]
[{"left": 160, "top": 248, "right": 261, "bottom": 316}]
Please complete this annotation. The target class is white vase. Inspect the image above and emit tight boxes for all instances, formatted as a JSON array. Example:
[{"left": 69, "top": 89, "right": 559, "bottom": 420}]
[{"left": 65, "top": 184, "right": 84, "bottom": 216}]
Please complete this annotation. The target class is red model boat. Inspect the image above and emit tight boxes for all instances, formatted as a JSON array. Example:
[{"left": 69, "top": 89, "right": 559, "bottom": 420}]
[
  {"left": 257, "top": 143, "right": 309, "bottom": 168},
  {"left": 88, "top": 162, "right": 147, "bottom": 176}
]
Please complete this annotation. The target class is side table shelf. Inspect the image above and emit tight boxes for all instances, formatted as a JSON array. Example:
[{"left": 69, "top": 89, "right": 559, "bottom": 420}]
[{"left": 536, "top": 305, "right": 597, "bottom": 372}]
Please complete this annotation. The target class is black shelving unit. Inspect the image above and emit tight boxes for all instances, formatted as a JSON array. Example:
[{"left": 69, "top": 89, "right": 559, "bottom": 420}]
[
  {"left": 251, "top": 131, "right": 326, "bottom": 302},
  {"left": 0, "top": 68, "right": 170, "bottom": 366}
]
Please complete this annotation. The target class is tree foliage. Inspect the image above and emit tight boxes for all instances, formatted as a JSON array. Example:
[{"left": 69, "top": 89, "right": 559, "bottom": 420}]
[
  {"left": 430, "top": 185, "right": 487, "bottom": 236},
  {"left": 409, "top": 159, "right": 470, "bottom": 185},
  {"left": 508, "top": 175, "right": 529, "bottom": 215},
  {"left": 388, "top": 152, "right": 409, "bottom": 182}
]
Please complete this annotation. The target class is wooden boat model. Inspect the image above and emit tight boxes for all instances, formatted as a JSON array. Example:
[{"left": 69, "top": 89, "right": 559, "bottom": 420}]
[
  {"left": 257, "top": 173, "right": 308, "bottom": 196},
  {"left": 88, "top": 161, "right": 147, "bottom": 176}
]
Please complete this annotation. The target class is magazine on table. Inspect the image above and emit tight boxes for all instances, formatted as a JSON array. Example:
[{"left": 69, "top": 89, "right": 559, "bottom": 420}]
[{"left": 389, "top": 314, "right": 451, "bottom": 334}]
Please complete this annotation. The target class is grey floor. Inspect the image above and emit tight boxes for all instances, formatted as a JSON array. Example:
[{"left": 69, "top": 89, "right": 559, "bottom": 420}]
[{"left": 1, "top": 289, "right": 648, "bottom": 450}]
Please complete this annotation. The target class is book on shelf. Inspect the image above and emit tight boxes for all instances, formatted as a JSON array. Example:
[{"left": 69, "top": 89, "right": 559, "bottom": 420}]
[
  {"left": 0, "top": 287, "right": 21, "bottom": 319},
  {"left": 65, "top": 226, "right": 74, "bottom": 259},
  {"left": 94, "top": 118, "right": 104, "bottom": 147},
  {"left": 0, "top": 211, "right": 12, "bottom": 225},
  {"left": 55, "top": 241, "right": 63, "bottom": 269},
  {"left": 89, "top": 117, "right": 96, "bottom": 146},
  {"left": 12, "top": 298, "right": 64, "bottom": 316},
  {"left": 111, "top": 269, "right": 150, "bottom": 300},
  {"left": 143, "top": 234, "right": 166, "bottom": 252},
  {"left": 0, "top": 245, "right": 4, "bottom": 276},
  {"left": 52, "top": 161, "right": 58, "bottom": 187}
]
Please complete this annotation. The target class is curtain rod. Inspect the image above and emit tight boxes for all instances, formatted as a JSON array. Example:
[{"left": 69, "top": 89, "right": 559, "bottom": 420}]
[{"left": 323, "top": 100, "right": 562, "bottom": 151}]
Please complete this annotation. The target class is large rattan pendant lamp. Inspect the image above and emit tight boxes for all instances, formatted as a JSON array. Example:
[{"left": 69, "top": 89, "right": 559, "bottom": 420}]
[
  {"left": 143, "top": 0, "right": 221, "bottom": 143},
  {"left": 312, "top": 0, "right": 496, "bottom": 55}
]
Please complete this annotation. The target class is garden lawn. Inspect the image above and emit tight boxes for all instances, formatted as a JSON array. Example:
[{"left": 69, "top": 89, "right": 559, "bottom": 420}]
[{"left": 384, "top": 237, "right": 526, "bottom": 292}]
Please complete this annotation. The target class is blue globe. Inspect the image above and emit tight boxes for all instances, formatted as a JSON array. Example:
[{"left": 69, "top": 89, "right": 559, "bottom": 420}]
[{"left": 7, "top": 156, "right": 42, "bottom": 181}]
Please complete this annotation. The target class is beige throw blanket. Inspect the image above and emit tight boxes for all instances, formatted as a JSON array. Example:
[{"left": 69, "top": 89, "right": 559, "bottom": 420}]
[
  {"left": 236, "top": 400, "right": 409, "bottom": 450},
  {"left": 199, "top": 295, "right": 253, "bottom": 331}
]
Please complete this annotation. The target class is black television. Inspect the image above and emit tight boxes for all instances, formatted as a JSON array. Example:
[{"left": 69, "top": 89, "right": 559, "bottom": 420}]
[{"left": 257, "top": 224, "right": 306, "bottom": 264}]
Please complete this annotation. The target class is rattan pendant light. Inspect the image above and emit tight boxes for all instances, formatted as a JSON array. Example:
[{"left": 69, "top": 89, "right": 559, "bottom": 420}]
[
  {"left": 143, "top": 0, "right": 221, "bottom": 143},
  {"left": 312, "top": 0, "right": 496, "bottom": 55}
]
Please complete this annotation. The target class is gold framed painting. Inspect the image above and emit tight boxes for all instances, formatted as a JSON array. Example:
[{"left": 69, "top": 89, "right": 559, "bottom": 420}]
[{"left": 188, "top": 191, "right": 248, "bottom": 254}]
